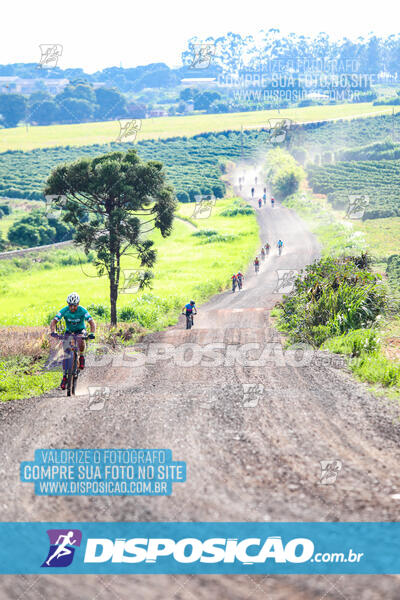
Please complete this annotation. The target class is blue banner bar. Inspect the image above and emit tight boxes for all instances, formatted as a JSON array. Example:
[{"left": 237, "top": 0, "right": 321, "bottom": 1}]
[{"left": 0, "top": 522, "right": 399, "bottom": 574}]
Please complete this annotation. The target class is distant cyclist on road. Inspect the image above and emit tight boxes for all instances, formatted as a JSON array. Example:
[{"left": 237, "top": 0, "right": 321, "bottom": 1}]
[
  {"left": 261, "top": 247, "right": 266, "bottom": 260},
  {"left": 263, "top": 187, "right": 267, "bottom": 195},
  {"left": 231, "top": 273, "right": 238, "bottom": 292},
  {"left": 50, "top": 292, "right": 96, "bottom": 390},
  {"left": 265, "top": 242, "right": 270, "bottom": 255},
  {"left": 182, "top": 300, "right": 197, "bottom": 328},
  {"left": 237, "top": 271, "right": 244, "bottom": 290},
  {"left": 271, "top": 197, "right": 275, "bottom": 208},
  {"left": 263, "top": 193, "right": 267, "bottom": 205},
  {"left": 258, "top": 198, "right": 262, "bottom": 208},
  {"left": 254, "top": 257, "right": 260, "bottom": 273},
  {"left": 255, "top": 176, "right": 258, "bottom": 185},
  {"left": 251, "top": 187, "right": 255, "bottom": 198},
  {"left": 277, "top": 239, "right": 284, "bottom": 255}
]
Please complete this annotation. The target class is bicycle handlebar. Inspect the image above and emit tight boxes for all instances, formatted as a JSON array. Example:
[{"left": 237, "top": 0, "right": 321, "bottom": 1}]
[{"left": 51, "top": 332, "right": 89, "bottom": 340}]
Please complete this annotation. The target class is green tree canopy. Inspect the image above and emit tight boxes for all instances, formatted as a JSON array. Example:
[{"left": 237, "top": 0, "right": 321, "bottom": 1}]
[
  {"left": 0, "top": 93, "right": 27, "bottom": 128},
  {"left": 44, "top": 148, "right": 177, "bottom": 324},
  {"left": 7, "top": 210, "right": 73, "bottom": 247},
  {"left": 95, "top": 87, "right": 127, "bottom": 119}
]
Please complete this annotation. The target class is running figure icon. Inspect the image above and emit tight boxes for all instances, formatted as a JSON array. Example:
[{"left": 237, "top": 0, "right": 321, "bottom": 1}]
[{"left": 45, "top": 531, "right": 77, "bottom": 566}]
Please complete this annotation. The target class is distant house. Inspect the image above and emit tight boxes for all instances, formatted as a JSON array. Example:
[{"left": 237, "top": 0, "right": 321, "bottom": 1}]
[
  {"left": 146, "top": 108, "right": 168, "bottom": 118},
  {"left": 126, "top": 102, "right": 147, "bottom": 118},
  {"left": 0, "top": 76, "right": 69, "bottom": 95},
  {"left": 42, "top": 79, "right": 69, "bottom": 94}
]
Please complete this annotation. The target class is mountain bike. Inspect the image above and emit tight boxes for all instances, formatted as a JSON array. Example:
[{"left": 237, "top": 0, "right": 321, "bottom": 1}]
[
  {"left": 183, "top": 311, "right": 195, "bottom": 330},
  {"left": 237, "top": 277, "right": 243, "bottom": 290},
  {"left": 54, "top": 332, "right": 88, "bottom": 396}
]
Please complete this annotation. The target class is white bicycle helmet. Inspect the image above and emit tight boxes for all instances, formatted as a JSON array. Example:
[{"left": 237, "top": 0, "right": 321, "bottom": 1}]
[{"left": 67, "top": 292, "right": 80, "bottom": 305}]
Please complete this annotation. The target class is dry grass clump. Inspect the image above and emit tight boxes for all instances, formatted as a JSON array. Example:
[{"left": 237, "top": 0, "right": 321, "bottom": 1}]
[{"left": 0, "top": 326, "right": 49, "bottom": 358}]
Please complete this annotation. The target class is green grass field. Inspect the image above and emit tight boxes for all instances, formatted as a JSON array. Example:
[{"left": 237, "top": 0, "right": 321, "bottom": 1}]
[
  {"left": 0, "top": 103, "right": 394, "bottom": 152},
  {"left": 0, "top": 197, "right": 259, "bottom": 327},
  {"left": 350, "top": 217, "right": 400, "bottom": 259}
]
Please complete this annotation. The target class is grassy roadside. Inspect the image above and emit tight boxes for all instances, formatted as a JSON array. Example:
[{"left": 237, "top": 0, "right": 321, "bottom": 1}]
[
  {"left": 0, "top": 196, "right": 259, "bottom": 401},
  {"left": 278, "top": 188, "right": 400, "bottom": 399},
  {"left": 0, "top": 103, "right": 393, "bottom": 152}
]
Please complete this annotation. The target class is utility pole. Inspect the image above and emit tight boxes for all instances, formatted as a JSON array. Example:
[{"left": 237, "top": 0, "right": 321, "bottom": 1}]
[{"left": 240, "top": 125, "right": 243, "bottom": 159}]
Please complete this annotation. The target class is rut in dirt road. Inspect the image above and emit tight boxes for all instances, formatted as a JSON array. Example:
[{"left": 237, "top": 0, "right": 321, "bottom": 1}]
[{"left": 1, "top": 169, "right": 400, "bottom": 600}]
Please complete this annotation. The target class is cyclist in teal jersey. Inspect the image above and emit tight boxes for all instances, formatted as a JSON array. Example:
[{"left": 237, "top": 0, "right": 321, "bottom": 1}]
[{"left": 50, "top": 292, "right": 96, "bottom": 389}]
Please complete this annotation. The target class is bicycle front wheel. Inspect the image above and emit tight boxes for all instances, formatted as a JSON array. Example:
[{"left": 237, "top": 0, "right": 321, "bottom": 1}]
[{"left": 67, "top": 352, "right": 77, "bottom": 396}]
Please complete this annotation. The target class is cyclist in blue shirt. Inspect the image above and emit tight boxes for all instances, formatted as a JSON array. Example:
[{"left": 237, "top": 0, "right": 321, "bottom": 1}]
[{"left": 182, "top": 300, "right": 197, "bottom": 328}]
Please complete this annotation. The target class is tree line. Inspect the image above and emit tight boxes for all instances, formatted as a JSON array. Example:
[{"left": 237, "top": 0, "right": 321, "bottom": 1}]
[{"left": 0, "top": 80, "right": 126, "bottom": 128}]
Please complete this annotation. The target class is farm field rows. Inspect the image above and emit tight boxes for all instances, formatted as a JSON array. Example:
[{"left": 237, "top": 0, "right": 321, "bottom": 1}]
[
  {"left": 307, "top": 159, "right": 400, "bottom": 218},
  {"left": 0, "top": 131, "right": 264, "bottom": 202},
  {"left": 2, "top": 110, "right": 400, "bottom": 205},
  {"left": 0, "top": 103, "right": 393, "bottom": 152}
]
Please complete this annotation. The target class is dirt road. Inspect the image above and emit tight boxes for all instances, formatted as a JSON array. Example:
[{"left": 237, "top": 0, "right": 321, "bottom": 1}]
[{"left": 1, "top": 169, "right": 400, "bottom": 599}]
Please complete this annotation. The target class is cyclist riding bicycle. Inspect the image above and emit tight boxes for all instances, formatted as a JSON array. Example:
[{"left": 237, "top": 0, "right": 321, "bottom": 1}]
[
  {"left": 182, "top": 300, "right": 197, "bottom": 326},
  {"left": 265, "top": 242, "right": 270, "bottom": 255},
  {"left": 237, "top": 271, "right": 244, "bottom": 289},
  {"left": 277, "top": 239, "right": 284, "bottom": 255},
  {"left": 50, "top": 292, "right": 96, "bottom": 390},
  {"left": 263, "top": 187, "right": 267, "bottom": 195},
  {"left": 258, "top": 198, "right": 262, "bottom": 208},
  {"left": 231, "top": 273, "right": 238, "bottom": 292},
  {"left": 254, "top": 257, "right": 260, "bottom": 272},
  {"left": 262, "top": 193, "right": 267, "bottom": 204},
  {"left": 261, "top": 247, "right": 266, "bottom": 259},
  {"left": 271, "top": 197, "right": 275, "bottom": 207},
  {"left": 251, "top": 187, "right": 255, "bottom": 198}
]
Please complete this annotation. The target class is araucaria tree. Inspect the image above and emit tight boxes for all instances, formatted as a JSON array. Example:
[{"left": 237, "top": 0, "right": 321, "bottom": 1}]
[{"left": 45, "top": 149, "right": 177, "bottom": 324}]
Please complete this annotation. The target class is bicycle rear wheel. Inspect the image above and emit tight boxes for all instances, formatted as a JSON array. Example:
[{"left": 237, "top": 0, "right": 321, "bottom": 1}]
[{"left": 72, "top": 374, "right": 78, "bottom": 395}]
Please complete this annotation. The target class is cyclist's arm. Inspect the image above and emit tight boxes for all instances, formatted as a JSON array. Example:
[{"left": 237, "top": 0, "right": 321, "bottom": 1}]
[
  {"left": 50, "top": 307, "right": 66, "bottom": 333},
  {"left": 84, "top": 309, "right": 96, "bottom": 333}
]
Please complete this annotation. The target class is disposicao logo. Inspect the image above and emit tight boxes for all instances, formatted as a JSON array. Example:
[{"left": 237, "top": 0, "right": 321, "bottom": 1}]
[
  {"left": 83, "top": 536, "right": 314, "bottom": 564},
  {"left": 41, "top": 529, "right": 82, "bottom": 568}
]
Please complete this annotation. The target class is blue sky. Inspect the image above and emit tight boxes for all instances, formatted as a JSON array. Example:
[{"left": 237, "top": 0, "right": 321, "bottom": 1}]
[{"left": 2, "top": 0, "right": 397, "bottom": 72}]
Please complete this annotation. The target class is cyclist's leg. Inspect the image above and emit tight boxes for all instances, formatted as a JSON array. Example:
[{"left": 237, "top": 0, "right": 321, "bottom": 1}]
[{"left": 77, "top": 331, "right": 86, "bottom": 369}]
